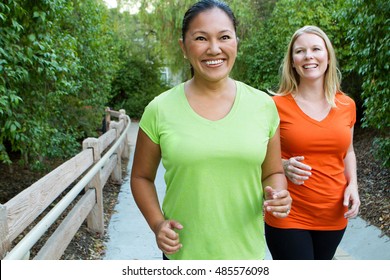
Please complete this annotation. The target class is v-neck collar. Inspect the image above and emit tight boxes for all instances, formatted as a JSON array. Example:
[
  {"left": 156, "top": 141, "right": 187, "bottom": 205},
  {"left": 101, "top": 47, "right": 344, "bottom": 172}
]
[
  {"left": 180, "top": 81, "right": 241, "bottom": 125},
  {"left": 287, "top": 94, "right": 335, "bottom": 126}
]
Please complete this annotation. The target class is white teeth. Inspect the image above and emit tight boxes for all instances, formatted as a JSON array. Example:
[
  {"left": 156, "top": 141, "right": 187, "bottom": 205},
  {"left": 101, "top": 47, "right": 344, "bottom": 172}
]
[
  {"left": 303, "top": 64, "right": 317, "bottom": 69},
  {"left": 205, "top": 59, "right": 223, "bottom": 65}
]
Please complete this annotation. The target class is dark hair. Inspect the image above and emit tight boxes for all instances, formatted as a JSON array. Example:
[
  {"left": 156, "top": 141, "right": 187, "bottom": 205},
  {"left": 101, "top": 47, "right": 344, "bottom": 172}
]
[{"left": 181, "top": 0, "right": 237, "bottom": 41}]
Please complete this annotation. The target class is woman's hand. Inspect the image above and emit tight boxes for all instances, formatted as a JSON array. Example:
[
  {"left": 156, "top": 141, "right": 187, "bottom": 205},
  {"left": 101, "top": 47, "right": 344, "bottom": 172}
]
[
  {"left": 283, "top": 156, "right": 312, "bottom": 185},
  {"left": 154, "top": 220, "right": 183, "bottom": 255},
  {"left": 264, "top": 186, "right": 292, "bottom": 218},
  {"left": 343, "top": 184, "right": 360, "bottom": 219}
]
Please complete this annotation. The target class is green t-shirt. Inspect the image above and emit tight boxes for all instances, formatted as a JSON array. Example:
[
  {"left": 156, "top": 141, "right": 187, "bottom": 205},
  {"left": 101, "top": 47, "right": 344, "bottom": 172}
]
[{"left": 139, "top": 81, "right": 279, "bottom": 260}]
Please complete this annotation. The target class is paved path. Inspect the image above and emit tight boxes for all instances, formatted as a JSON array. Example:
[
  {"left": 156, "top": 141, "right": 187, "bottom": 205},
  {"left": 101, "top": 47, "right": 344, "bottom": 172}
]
[{"left": 103, "top": 122, "right": 390, "bottom": 260}]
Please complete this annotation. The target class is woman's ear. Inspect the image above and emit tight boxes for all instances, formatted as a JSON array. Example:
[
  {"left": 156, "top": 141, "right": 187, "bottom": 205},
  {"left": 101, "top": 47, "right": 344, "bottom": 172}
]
[{"left": 179, "top": 38, "right": 187, "bottom": 59}]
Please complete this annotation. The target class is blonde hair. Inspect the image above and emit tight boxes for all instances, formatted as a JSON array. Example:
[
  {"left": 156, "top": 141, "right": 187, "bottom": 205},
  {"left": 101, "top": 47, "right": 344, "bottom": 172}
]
[{"left": 277, "top": 25, "right": 342, "bottom": 107}]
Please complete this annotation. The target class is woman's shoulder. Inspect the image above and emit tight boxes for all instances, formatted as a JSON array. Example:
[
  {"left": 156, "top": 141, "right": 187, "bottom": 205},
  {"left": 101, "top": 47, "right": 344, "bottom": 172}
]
[
  {"left": 272, "top": 93, "right": 291, "bottom": 100},
  {"left": 335, "top": 92, "right": 356, "bottom": 108},
  {"left": 148, "top": 83, "right": 184, "bottom": 105},
  {"left": 236, "top": 81, "right": 272, "bottom": 101},
  {"left": 272, "top": 93, "right": 293, "bottom": 105},
  {"left": 336, "top": 92, "right": 354, "bottom": 101}
]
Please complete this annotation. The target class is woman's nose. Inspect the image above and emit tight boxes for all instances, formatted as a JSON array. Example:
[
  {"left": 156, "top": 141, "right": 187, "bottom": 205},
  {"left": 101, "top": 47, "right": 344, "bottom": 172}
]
[
  {"left": 305, "top": 51, "right": 314, "bottom": 59},
  {"left": 207, "top": 40, "right": 222, "bottom": 55}
]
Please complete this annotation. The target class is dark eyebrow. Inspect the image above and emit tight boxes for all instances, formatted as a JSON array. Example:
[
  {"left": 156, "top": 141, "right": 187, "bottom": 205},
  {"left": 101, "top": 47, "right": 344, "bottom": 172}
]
[{"left": 190, "top": 29, "right": 234, "bottom": 36}]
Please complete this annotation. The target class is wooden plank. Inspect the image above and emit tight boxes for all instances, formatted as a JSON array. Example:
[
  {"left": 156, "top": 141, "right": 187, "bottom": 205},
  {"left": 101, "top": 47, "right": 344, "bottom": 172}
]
[
  {"left": 100, "top": 154, "right": 117, "bottom": 186},
  {"left": 33, "top": 189, "right": 96, "bottom": 260},
  {"left": 109, "top": 110, "right": 121, "bottom": 118},
  {"left": 0, "top": 205, "right": 10, "bottom": 259},
  {"left": 83, "top": 138, "right": 100, "bottom": 162},
  {"left": 4, "top": 149, "right": 94, "bottom": 242},
  {"left": 122, "top": 126, "right": 131, "bottom": 160},
  {"left": 111, "top": 156, "right": 122, "bottom": 184},
  {"left": 83, "top": 136, "right": 104, "bottom": 233},
  {"left": 117, "top": 119, "right": 125, "bottom": 133},
  {"left": 98, "top": 129, "right": 116, "bottom": 153},
  {"left": 110, "top": 120, "right": 125, "bottom": 136}
]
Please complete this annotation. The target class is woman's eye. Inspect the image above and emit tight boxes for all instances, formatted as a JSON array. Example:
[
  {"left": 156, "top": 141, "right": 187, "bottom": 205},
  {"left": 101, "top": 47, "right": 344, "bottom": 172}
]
[
  {"left": 195, "top": 36, "right": 206, "bottom": 41},
  {"left": 221, "top": 35, "right": 230, "bottom": 40}
]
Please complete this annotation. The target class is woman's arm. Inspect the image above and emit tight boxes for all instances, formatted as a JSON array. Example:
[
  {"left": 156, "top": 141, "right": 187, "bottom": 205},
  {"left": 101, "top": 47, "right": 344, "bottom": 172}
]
[
  {"left": 262, "top": 127, "right": 292, "bottom": 218},
  {"left": 131, "top": 128, "right": 183, "bottom": 254},
  {"left": 343, "top": 127, "right": 360, "bottom": 219}
]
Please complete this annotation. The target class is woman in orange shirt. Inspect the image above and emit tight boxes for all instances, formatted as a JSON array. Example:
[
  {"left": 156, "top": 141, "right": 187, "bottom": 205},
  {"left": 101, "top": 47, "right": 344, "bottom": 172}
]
[{"left": 265, "top": 26, "right": 361, "bottom": 260}]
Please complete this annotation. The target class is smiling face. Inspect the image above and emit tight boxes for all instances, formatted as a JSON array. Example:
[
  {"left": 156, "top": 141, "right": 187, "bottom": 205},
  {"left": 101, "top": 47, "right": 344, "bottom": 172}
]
[
  {"left": 179, "top": 7, "right": 238, "bottom": 83},
  {"left": 292, "top": 33, "right": 329, "bottom": 83}
]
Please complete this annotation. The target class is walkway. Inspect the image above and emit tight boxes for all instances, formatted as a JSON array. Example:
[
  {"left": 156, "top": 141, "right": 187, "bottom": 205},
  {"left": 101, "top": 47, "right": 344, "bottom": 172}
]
[{"left": 103, "top": 122, "right": 390, "bottom": 260}]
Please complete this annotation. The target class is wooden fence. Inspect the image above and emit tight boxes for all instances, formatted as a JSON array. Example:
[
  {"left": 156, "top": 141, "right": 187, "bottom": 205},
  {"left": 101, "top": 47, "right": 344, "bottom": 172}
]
[{"left": 0, "top": 108, "right": 131, "bottom": 260}]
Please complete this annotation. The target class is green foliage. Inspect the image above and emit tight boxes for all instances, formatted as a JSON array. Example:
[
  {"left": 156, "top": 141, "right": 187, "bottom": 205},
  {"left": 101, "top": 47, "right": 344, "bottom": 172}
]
[
  {"left": 70, "top": 0, "right": 116, "bottom": 108},
  {"left": 339, "top": 0, "right": 389, "bottom": 166},
  {"left": 0, "top": 0, "right": 117, "bottom": 168},
  {"left": 234, "top": 0, "right": 347, "bottom": 91},
  {"left": 372, "top": 137, "right": 390, "bottom": 168},
  {"left": 106, "top": 7, "right": 170, "bottom": 119},
  {"left": 1, "top": 0, "right": 388, "bottom": 168},
  {"left": 138, "top": 0, "right": 193, "bottom": 79},
  {"left": 342, "top": 0, "right": 389, "bottom": 128},
  {"left": 110, "top": 58, "right": 169, "bottom": 119}
]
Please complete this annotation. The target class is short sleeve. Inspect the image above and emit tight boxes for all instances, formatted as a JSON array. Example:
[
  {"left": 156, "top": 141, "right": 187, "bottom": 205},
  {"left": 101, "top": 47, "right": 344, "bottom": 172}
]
[
  {"left": 338, "top": 94, "right": 357, "bottom": 128},
  {"left": 139, "top": 98, "right": 160, "bottom": 144},
  {"left": 269, "top": 98, "right": 280, "bottom": 138},
  {"left": 349, "top": 98, "right": 356, "bottom": 128}
]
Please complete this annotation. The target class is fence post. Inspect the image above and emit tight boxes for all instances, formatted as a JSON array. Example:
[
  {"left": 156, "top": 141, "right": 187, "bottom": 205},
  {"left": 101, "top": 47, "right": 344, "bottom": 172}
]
[
  {"left": 119, "top": 109, "right": 130, "bottom": 160},
  {"left": 82, "top": 138, "right": 104, "bottom": 234},
  {"left": 109, "top": 121, "right": 122, "bottom": 184},
  {"left": 0, "top": 204, "right": 10, "bottom": 259},
  {"left": 102, "top": 107, "right": 111, "bottom": 133}
]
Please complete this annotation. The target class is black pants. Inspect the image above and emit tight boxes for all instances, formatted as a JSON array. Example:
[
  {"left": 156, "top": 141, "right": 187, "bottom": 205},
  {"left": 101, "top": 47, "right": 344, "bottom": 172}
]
[{"left": 265, "top": 223, "right": 346, "bottom": 260}]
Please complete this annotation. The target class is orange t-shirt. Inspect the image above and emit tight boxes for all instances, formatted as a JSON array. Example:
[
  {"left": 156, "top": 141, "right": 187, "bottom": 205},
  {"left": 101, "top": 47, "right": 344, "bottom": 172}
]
[{"left": 265, "top": 93, "right": 356, "bottom": 230}]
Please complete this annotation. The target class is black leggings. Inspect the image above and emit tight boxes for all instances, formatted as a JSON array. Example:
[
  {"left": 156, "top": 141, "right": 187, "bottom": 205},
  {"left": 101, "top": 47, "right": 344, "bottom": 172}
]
[{"left": 265, "top": 223, "right": 346, "bottom": 260}]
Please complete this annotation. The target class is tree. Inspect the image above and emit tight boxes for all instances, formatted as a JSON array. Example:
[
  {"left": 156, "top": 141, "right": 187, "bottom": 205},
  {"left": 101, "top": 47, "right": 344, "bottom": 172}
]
[
  {"left": 0, "top": 0, "right": 79, "bottom": 166},
  {"left": 340, "top": 0, "right": 389, "bottom": 166},
  {"left": 0, "top": 0, "right": 117, "bottom": 168},
  {"left": 235, "top": 0, "right": 348, "bottom": 91},
  {"left": 137, "top": 0, "right": 193, "bottom": 80},
  {"left": 106, "top": 5, "right": 169, "bottom": 119}
]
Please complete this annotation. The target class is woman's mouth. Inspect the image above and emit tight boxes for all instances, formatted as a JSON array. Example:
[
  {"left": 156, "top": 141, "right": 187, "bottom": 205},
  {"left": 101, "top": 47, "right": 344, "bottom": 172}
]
[
  {"left": 303, "top": 64, "right": 318, "bottom": 69},
  {"left": 204, "top": 59, "right": 224, "bottom": 66}
]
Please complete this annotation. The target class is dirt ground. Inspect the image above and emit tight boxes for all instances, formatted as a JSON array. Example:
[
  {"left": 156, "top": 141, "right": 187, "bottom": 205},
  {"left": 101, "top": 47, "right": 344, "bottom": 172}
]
[{"left": 0, "top": 126, "right": 388, "bottom": 260}]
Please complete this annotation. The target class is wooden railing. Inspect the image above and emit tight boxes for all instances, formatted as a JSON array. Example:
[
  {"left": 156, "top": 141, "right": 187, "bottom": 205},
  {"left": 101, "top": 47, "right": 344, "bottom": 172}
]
[{"left": 0, "top": 108, "right": 131, "bottom": 260}]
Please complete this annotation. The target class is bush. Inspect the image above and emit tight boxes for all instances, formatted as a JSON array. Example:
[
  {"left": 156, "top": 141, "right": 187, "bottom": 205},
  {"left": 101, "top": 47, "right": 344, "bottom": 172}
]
[{"left": 110, "top": 58, "right": 169, "bottom": 119}]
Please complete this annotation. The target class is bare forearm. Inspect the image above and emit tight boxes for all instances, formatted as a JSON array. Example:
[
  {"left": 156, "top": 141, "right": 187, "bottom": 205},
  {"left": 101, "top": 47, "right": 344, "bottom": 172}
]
[
  {"left": 262, "top": 172, "right": 287, "bottom": 192},
  {"left": 344, "top": 150, "right": 358, "bottom": 187},
  {"left": 343, "top": 143, "right": 360, "bottom": 218},
  {"left": 131, "top": 177, "right": 165, "bottom": 233}
]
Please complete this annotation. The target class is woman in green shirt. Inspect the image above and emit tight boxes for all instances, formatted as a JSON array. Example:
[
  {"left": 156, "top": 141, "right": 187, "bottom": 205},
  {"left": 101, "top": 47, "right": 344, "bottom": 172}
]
[{"left": 131, "top": 0, "right": 291, "bottom": 260}]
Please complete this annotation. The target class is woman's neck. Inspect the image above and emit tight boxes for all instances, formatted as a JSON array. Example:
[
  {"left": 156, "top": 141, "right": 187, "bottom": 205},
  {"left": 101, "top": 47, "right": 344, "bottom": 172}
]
[
  {"left": 295, "top": 81, "right": 325, "bottom": 102},
  {"left": 188, "top": 76, "right": 234, "bottom": 98},
  {"left": 184, "top": 77, "right": 237, "bottom": 121},
  {"left": 293, "top": 81, "right": 331, "bottom": 122}
]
